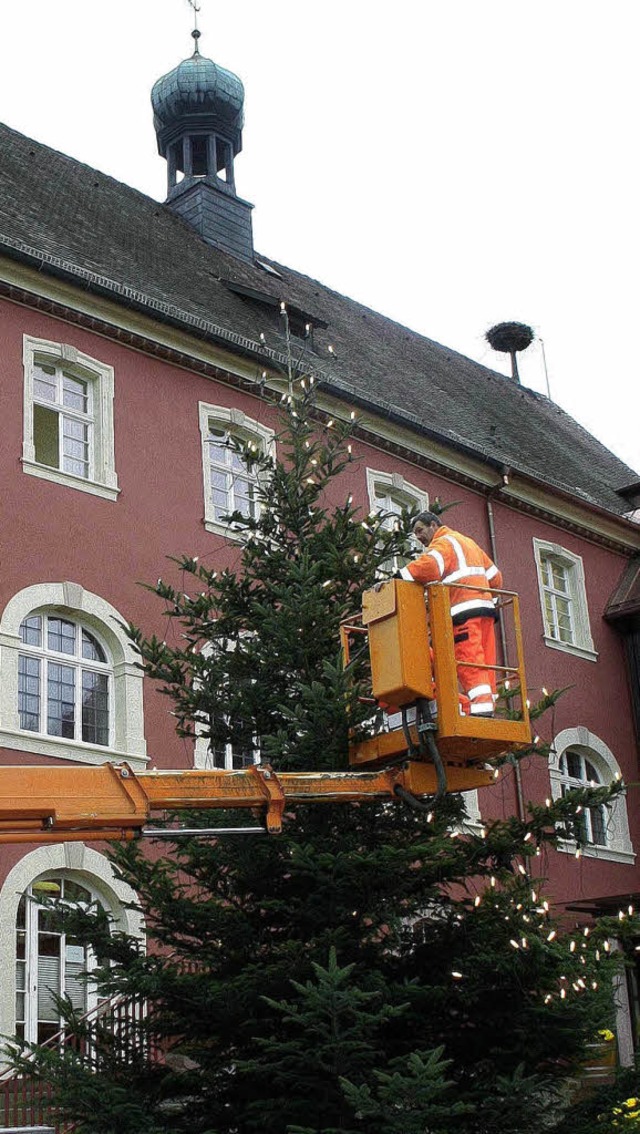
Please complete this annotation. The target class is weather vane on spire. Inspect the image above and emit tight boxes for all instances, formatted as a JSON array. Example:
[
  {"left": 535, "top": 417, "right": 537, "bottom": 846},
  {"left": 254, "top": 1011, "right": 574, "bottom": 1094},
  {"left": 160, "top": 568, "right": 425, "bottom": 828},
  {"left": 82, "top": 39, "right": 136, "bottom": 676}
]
[{"left": 186, "top": 0, "right": 202, "bottom": 54}]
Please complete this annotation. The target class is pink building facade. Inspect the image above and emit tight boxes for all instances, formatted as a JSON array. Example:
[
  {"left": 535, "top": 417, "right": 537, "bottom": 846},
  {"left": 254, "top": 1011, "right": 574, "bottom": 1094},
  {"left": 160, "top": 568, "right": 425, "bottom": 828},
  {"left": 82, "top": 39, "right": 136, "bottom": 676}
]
[{"left": 0, "top": 34, "right": 639, "bottom": 1063}]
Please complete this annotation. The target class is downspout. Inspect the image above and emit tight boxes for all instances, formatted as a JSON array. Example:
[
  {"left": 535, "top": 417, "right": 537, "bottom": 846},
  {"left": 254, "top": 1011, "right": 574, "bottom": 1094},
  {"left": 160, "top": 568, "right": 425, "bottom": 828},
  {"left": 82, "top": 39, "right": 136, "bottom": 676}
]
[{"left": 486, "top": 477, "right": 526, "bottom": 825}]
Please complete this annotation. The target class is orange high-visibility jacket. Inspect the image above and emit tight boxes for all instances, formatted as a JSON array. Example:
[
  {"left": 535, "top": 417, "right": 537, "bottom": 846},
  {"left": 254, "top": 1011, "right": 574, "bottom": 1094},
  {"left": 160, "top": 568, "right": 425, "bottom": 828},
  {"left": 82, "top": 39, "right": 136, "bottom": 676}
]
[{"left": 399, "top": 525, "right": 503, "bottom": 624}]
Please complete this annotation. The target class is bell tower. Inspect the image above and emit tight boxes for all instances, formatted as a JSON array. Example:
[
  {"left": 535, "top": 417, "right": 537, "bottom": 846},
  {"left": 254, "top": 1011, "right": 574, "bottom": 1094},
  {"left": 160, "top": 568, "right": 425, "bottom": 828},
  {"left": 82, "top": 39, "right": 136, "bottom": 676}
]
[{"left": 151, "top": 29, "right": 254, "bottom": 261}]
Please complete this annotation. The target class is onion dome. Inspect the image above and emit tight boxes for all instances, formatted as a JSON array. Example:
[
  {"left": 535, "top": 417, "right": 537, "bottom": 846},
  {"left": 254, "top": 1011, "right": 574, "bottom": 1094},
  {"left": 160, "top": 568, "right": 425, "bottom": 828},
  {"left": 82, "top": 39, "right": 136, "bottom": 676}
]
[
  {"left": 151, "top": 30, "right": 245, "bottom": 156},
  {"left": 150, "top": 29, "right": 254, "bottom": 261}
]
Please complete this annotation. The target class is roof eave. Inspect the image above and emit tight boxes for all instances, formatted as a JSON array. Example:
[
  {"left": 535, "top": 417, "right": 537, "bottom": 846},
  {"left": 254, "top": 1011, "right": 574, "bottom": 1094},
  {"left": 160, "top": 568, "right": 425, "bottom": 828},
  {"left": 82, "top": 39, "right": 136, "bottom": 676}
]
[{"left": 0, "top": 235, "right": 636, "bottom": 536}]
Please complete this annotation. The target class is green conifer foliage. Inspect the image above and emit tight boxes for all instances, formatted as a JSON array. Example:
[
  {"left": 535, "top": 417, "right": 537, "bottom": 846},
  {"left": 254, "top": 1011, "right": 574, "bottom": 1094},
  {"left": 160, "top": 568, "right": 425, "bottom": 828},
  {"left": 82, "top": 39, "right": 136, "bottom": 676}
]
[{"left": 4, "top": 382, "right": 636, "bottom": 1134}]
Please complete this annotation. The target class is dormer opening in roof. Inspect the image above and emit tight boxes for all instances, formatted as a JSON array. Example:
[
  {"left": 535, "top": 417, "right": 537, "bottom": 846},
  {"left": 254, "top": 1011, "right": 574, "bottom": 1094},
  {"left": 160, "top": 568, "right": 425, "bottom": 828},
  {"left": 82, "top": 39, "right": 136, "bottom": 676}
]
[{"left": 151, "top": 27, "right": 254, "bottom": 261}]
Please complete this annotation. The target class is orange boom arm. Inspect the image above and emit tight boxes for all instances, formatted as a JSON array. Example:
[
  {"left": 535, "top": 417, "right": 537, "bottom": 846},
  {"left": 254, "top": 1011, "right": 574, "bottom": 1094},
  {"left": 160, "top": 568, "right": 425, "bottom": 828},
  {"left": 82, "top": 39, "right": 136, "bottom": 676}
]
[{"left": 0, "top": 760, "right": 495, "bottom": 843}]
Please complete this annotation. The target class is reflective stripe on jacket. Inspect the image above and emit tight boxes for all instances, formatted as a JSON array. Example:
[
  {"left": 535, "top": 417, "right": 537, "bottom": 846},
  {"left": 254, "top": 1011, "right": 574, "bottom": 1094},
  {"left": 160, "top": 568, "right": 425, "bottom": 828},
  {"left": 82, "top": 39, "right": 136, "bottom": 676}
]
[{"left": 399, "top": 526, "right": 503, "bottom": 624}]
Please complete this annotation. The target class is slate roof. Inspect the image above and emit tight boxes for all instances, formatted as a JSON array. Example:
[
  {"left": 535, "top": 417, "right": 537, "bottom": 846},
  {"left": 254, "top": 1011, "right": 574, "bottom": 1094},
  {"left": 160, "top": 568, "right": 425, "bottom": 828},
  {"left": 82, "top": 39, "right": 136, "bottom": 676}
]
[{"left": 0, "top": 120, "right": 636, "bottom": 518}]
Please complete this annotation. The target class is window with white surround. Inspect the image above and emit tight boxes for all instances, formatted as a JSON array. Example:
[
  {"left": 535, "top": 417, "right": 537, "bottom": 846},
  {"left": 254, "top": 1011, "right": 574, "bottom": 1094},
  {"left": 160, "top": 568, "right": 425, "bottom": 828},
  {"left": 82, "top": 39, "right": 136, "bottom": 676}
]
[
  {"left": 0, "top": 845, "right": 144, "bottom": 1061},
  {"left": 549, "top": 727, "right": 634, "bottom": 864},
  {"left": 0, "top": 583, "right": 146, "bottom": 766},
  {"left": 15, "top": 875, "right": 101, "bottom": 1045},
  {"left": 366, "top": 469, "right": 429, "bottom": 572},
  {"left": 194, "top": 719, "right": 260, "bottom": 771},
  {"left": 193, "top": 637, "right": 261, "bottom": 771},
  {"left": 533, "top": 538, "right": 597, "bottom": 661},
  {"left": 199, "top": 403, "right": 275, "bottom": 538},
  {"left": 22, "top": 335, "right": 118, "bottom": 500}
]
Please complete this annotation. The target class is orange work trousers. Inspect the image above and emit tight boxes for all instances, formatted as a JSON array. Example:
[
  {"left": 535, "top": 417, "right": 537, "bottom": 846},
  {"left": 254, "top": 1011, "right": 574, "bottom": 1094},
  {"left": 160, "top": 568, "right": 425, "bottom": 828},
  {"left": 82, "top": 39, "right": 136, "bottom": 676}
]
[{"left": 453, "top": 616, "right": 497, "bottom": 715}]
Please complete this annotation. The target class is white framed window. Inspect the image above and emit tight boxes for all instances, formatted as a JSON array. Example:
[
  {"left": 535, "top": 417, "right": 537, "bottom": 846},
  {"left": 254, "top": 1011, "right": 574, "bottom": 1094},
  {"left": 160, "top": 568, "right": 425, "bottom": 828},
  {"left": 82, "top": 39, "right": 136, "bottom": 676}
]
[
  {"left": 366, "top": 469, "right": 429, "bottom": 572},
  {"left": 0, "top": 845, "right": 144, "bottom": 1060},
  {"left": 0, "top": 583, "right": 147, "bottom": 766},
  {"left": 549, "top": 727, "right": 634, "bottom": 864},
  {"left": 192, "top": 637, "right": 261, "bottom": 771},
  {"left": 22, "top": 335, "right": 119, "bottom": 501},
  {"left": 533, "top": 538, "right": 597, "bottom": 661},
  {"left": 18, "top": 614, "right": 111, "bottom": 747},
  {"left": 194, "top": 720, "right": 260, "bottom": 771},
  {"left": 199, "top": 404, "right": 275, "bottom": 538},
  {"left": 15, "top": 875, "right": 100, "bottom": 1046}
]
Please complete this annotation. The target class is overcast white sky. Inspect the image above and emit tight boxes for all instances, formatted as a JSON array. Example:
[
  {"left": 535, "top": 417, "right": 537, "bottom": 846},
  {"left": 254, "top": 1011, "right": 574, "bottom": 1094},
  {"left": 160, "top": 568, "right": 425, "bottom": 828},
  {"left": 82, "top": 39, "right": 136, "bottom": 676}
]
[{"left": 1, "top": 1, "right": 638, "bottom": 475}]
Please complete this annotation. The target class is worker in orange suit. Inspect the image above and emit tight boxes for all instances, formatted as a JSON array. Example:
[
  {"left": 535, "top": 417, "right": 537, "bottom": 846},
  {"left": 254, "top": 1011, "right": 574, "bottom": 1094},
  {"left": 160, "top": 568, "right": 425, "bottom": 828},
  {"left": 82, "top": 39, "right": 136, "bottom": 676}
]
[{"left": 397, "top": 511, "right": 503, "bottom": 717}]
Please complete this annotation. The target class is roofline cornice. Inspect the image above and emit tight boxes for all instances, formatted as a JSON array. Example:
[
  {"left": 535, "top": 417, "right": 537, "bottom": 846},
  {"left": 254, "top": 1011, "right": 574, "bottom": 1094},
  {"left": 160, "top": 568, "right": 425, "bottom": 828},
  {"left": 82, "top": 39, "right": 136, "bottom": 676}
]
[{"left": 1, "top": 248, "right": 639, "bottom": 556}]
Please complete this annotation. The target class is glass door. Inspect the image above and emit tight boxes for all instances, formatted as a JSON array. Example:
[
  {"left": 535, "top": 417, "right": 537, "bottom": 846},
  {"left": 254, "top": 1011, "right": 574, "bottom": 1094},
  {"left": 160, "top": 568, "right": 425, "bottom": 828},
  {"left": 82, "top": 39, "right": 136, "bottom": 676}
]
[{"left": 16, "top": 876, "right": 98, "bottom": 1044}]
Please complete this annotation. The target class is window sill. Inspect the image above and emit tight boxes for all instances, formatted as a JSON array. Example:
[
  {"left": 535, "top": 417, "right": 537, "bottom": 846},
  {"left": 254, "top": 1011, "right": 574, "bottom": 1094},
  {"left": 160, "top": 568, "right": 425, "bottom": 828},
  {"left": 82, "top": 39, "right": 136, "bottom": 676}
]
[
  {"left": 542, "top": 635, "right": 598, "bottom": 663},
  {"left": 22, "top": 460, "right": 120, "bottom": 502},
  {"left": 203, "top": 517, "right": 248, "bottom": 542},
  {"left": 556, "top": 838, "right": 635, "bottom": 865},
  {"left": 0, "top": 727, "right": 148, "bottom": 769}
]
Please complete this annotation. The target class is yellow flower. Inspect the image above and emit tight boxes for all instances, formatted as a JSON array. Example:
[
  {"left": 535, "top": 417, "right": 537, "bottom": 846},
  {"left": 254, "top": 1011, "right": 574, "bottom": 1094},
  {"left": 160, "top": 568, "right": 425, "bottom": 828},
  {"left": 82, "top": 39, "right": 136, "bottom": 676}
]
[{"left": 598, "top": 1028, "right": 616, "bottom": 1042}]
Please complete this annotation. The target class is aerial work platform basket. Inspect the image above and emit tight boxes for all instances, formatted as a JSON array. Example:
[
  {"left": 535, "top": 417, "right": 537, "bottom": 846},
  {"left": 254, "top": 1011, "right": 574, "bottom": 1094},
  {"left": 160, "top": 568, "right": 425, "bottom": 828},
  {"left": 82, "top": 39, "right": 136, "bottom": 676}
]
[{"left": 341, "top": 579, "right": 531, "bottom": 776}]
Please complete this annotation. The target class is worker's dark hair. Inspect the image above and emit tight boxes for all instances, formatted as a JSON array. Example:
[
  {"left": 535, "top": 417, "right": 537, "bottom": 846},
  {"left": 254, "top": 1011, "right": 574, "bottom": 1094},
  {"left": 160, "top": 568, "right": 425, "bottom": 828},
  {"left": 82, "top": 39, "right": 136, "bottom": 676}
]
[{"left": 413, "top": 510, "right": 440, "bottom": 529}]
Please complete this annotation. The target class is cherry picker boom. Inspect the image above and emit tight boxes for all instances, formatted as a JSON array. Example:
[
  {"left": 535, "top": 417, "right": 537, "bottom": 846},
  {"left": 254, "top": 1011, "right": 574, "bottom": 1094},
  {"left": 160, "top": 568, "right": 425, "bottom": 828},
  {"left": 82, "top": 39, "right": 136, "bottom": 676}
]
[
  {"left": 0, "top": 759, "right": 497, "bottom": 843},
  {"left": 0, "top": 582, "right": 531, "bottom": 844}
]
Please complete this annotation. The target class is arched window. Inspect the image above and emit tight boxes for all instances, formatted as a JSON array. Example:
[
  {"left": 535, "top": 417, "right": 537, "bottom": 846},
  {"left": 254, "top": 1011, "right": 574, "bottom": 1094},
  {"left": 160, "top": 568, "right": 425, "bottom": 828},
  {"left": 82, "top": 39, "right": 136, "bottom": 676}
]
[
  {"left": 15, "top": 875, "right": 100, "bottom": 1045},
  {"left": 192, "top": 638, "right": 260, "bottom": 771},
  {"left": 0, "top": 845, "right": 144, "bottom": 1055},
  {"left": 558, "top": 747, "right": 607, "bottom": 847},
  {"left": 18, "top": 614, "right": 111, "bottom": 746},
  {"left": 550, "top": 727, "right": 634, "bottom": 864},
  {"left": 195, "top": 719, "right": 260, "bottom": 771},
  {"left": 0, "top": 583, "right": 147, "bottom": 766}
]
